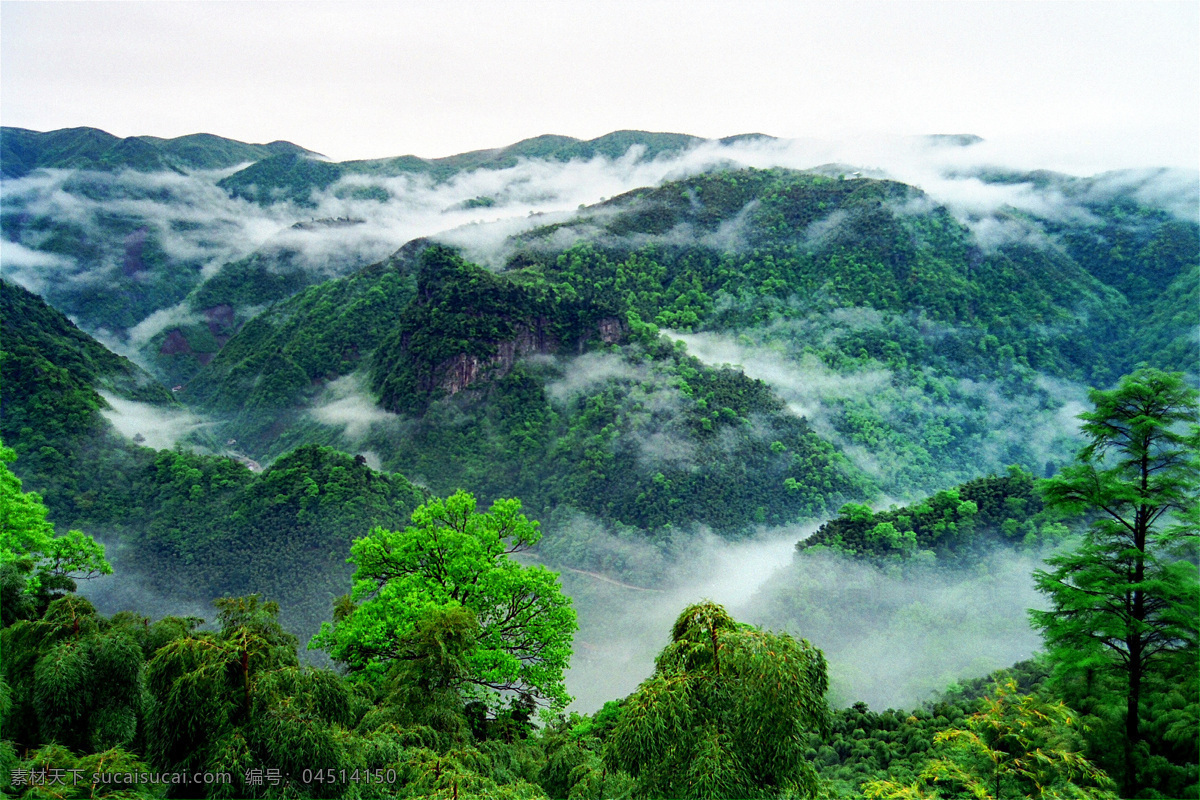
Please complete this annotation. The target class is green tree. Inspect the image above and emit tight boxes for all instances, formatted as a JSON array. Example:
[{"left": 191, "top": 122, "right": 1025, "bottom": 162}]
[
  {"left": 863, "top": 680, "right": 1116, "bottom": 799},
  {"left": 605, "top": 602, "right": 829, "bottom": 799},
  {"left": 312, "top": 490, "right": 577, "bottom": 713},
  {"left": 1, "top": 596, "right": 145, "bottom": 755},
  {"left": 1031, "top": 368, "right": 1199, "bottom": 794},
  {"left": 0, "top": 442, "right": 110, "bottom": 623}
]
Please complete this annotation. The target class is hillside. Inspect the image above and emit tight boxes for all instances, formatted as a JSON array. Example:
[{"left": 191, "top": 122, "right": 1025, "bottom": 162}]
[
  {"left": 0, "top": 284, "right": 426, "bottom": 634},
  {"left": 184, "top": 245, "right": 872, "bottom": 535},
  {"left": 3, "top": 128, "right": 1197, "bottom": 800},
  {"left": 180, "top": 165, "right": 1195, "bottom": 509},
  {"left": 0, "top": 126, "right": 313, "bottom": 178},
  {"left": 218, "top": 130, "right": 710, "bottom": 205}
]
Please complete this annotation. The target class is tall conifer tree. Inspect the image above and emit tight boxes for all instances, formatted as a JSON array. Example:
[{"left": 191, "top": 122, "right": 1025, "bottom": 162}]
[{"left": 1032, "top": 368, "right": 1199, "bottom": 794}]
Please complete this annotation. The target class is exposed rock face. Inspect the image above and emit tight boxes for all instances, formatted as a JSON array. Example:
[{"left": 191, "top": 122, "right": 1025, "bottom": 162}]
[
  {"left": 430, "top": 316, "right": 625, "bottom": 397},
  {"left": 203, "top": 304, "right": 235, "bottom": 335},
  {"left": 160, "top": 328, "right": 192, "bottom": 355},
  {"left": 433, "top": 319, "right": 558, "bottom": 396},
  {"left": 597, "top": 316, "right": 623, "bottom": 345},
  {"left": 122, "top": 227, "right": 149, "bottom": 276}
]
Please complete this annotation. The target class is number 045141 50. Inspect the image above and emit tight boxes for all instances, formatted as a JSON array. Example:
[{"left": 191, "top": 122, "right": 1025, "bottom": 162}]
[{"left": 301, "top": 769, "right": 397, "bottom": 785}]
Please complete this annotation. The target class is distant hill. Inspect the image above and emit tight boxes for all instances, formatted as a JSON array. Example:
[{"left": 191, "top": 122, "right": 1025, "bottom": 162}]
[
  {"left": 0, "top": 126, "right": 314, "bottom": 178},
  {"left": 219, "top": 130, "right": 718, "bottom": 205}
]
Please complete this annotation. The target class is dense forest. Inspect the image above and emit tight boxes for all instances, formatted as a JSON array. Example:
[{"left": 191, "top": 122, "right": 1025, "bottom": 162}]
[{"left": 1, "top": 126, "right": 1197, "bottom": 798}]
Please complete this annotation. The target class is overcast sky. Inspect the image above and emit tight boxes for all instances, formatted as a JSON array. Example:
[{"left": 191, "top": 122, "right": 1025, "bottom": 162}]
[{"left": 2, "top": 1, "right": 1197, "bottom": 168}]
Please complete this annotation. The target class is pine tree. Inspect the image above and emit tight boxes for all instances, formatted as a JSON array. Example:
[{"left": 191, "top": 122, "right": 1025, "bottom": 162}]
[{"left": 1031, "top": 368, "right": 1199, "bottom": 794}]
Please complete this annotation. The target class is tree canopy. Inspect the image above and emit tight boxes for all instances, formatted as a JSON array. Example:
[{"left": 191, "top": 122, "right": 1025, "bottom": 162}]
[
  {"left": 1032, "top": 368, "right": 1199, "bottom": 795},
  {"left": 312, "top": 490, "right": 577, "bottom": 713},
  {"left": 864, "top": 679, "right": 1117, "bottom": 799},
  {"left": 0, "top": 442, "right": 110, "bottom": 621},
  {"left": 605, "top": 602, "right": 830, "bottom": 799}
]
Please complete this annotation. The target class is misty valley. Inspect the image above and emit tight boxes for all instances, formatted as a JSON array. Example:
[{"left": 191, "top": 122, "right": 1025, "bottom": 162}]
[{"left": 1, "top": 126, "right": 1197, "bottom": 800}]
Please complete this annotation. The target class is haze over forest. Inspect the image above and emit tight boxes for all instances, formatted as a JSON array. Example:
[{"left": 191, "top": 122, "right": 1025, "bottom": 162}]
[
  {"left": 1, "top": 3, "right": 1197, "bottom": 797},
  {"left": 3, "top": 118, "right": 1196, "bottom": 799}
]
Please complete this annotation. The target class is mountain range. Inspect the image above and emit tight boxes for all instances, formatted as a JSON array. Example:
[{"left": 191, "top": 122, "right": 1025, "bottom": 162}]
[{"left": 2, "top": 124, "right": 1197, "bottom": 714}]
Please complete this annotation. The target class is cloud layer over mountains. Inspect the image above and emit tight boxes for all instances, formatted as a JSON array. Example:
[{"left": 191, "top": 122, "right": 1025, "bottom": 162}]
[{"left": 4, "top": 131, "right": 1195, "bottom": 360}]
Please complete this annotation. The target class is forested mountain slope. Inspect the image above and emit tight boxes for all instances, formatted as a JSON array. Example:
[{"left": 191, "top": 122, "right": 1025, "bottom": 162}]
[
  {"left": 184, "top": 245, "right": 871, "bottom": 533},
  {"left": 0, "top": 284, "right": 426, "bottom": 633},
  {"left": 180, "top": 166, "right": 1196, "bottom": 516},
  {"left": 217, "top": 130, "right": 709, "bottom": 205},
  {"left": 0, "top": 126, "right": 313, "bottom": 178},
  {"left": 1, "top": 281, "right": 175, "bottom": 512},
  {"left": 2, "top": 127, "right": 1197, "bottom": 800}
]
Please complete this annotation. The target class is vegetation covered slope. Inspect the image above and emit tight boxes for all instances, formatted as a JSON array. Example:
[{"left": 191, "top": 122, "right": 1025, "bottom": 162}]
[
  {"left": 0, "top": 126, "right": 312, "bottom": 178},
  {"left": 0, "top": 281, "right": 175, "bottom": 515},
  {"left": 218, "top": 130, "right": 708, "bottom": 205},
  {"left": 510, "top": 167, "right": 1137, "bottom": 379},
  {"left": 1, "top": 282, "right": 426, "bottom": 635},
  {"left": 185, "top": 245, "right": 871, "bottom": 534},
  {"left": 182, "top": 166, "right": 1194, "bottom": 516}
]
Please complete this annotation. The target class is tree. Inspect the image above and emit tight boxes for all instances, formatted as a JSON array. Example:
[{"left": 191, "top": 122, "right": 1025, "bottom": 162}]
[
  {"left": 605, "top": 602, "right": 830, "bottom": 799},
  {"left": 863, "top": 680, "right": 1117, "bottom": 799},
  {"left": 1031, "top": 368, "right": 1199, "bottom": 794},
  {"left": 312, "top": 490, "right": 577, "bottom": 713},
  {"left": 0, "top": 442, "right": 109, "bottom": 623},
  {"left": 1, "top": 595, "right": 144, "bottom": 755}
]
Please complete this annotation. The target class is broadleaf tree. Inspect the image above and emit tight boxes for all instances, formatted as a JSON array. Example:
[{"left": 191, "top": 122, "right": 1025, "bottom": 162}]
[
  {"left": 1031, "top": 368, "right": 1199, "bottom": 795},
  {"left": 312, "top": 490, "right": 577, "bottom": 713},
  {"left": 0, "top": 442, "right": 110, "bottom": 624},
  {"left": 605, "top": 601, "right": 830, "bottom": 799},
  {"left": 863, "top": 679, "right": 1117, "bottom": 800}
]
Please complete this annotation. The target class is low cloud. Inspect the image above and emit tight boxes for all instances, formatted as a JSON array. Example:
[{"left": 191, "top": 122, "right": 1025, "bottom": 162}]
[
  {"left": 308, "top": 373, "right": 400, "bottom": 441},
  {"left": 126, "top": 301, "right": 203, "bottom": 350},
  {"left": 666, "top": 330, "right": 892, "bottom": 438},
  {"left": 549, "top": 521, "right": 812, "bottom": 713},
  {"left": 748, "top": 546, "right": 1047, "bottom": 710},
  {"left": 98, "top": 391, "right": 213, "bottom": 450},
  {"left": 547, "top": 506, "right": 1048, "bottom": 713},
  {"left": 665, "top": 323, "right": 1089, "bottom": 493},
  {"left": 6, "top": 134, "right": 1195, "bottom": 371},
  {"left": 0, "top": 239, "right": 74, "bottom": 295}
]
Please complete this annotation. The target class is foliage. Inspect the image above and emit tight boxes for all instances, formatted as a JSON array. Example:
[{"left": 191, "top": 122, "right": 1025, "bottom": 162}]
[
  {"left": 0, "top": 443, "right": 110, "bottom": 613},
  {"left": 4, "top": 743, "right": 166, "bottom": 798},
  {"left": 217, "top": 152, "right": 345, "bottom": 206},
  {"left": 127, "top": 445, "right": 426, "bottom": 637},
  {"left": 183, "top": 248, "right": 420, "bottom": 440},
  {"left": 799, "top": 467, "right": 1072, "bottom": 562},
  {"left": 2, "top": 596, "right": 148, "bottom": 754},
  {"left": 1032, "top": 368, "right": 1200, "bottom": 795},
  {"left": 0, "top": 125, "right": 308, "bottom": 178},
  {"left": 605, "top": 602, "right": 829, "bottom": 799},
  {"left": 863, "top": 680, "right": 1116, "bottom": 800},
  {"left": 2, "top": 591, "right": 556, "bottom": 800},
  {"left": 369, "top": 245, "right": 606, "bottom": 416},
  {"left": 313, "top": 491, "right": 577, "bottom": 713}
]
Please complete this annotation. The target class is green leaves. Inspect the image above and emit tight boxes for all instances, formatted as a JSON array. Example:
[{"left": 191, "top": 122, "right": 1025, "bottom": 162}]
[
  {"left": 1033, "top": 368, "right": 1199, "bottom": 794},
  {"left": 315, "top": 491, "right": 577, "bottom": 713},
  {"left": 0, "top": 442, "right": 110, "bottom": 608},
  {"left": 607, "top": 602, "right": 829, "bottom": 799},
  {"left": 864, "top": 680, "right": 1117, "bottom": 800}
]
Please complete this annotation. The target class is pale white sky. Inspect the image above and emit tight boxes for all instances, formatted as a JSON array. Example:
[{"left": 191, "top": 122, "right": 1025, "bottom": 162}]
[{"left": 1, "top": 1, "right": 1197, "bottom": 167}]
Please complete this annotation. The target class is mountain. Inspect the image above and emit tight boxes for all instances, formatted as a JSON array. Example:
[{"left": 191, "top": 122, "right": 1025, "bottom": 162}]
[
  {"left": 182, "top": 244, "right": 871, "bottom": 535},
  {"left": 0, "top": 126, "right": 313, "bottom": 178},
  {"left": 1, "top": 279, "right": 181, "bottom": 525},
  {"left": 0, "top": 279, "right": 426, "bottom": 635},
  {"left": 3, "top": 126, "right": 1196, "bottom": 800},
  {"left": 176, "top": 164, "right": 1196, "bottom": 518},
  {"left": 217, "top": 129, "right": 712, "bottom": 205}
]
